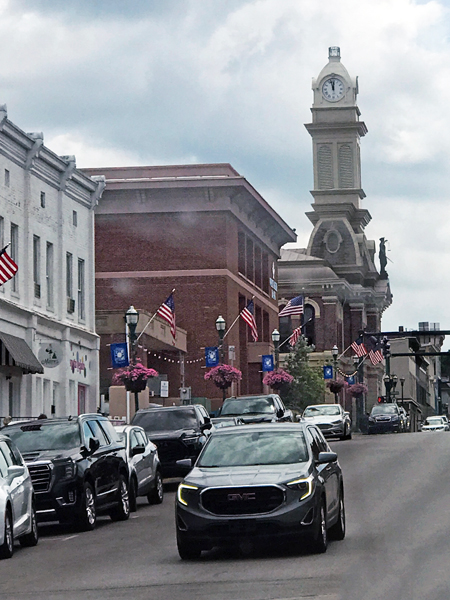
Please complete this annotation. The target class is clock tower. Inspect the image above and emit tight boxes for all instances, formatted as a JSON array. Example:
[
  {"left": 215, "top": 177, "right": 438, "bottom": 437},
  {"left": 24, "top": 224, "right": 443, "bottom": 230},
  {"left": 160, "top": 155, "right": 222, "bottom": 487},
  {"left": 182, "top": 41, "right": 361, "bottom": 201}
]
[{"left": 305, "top": 46, "right": 375, "bottom": 286}]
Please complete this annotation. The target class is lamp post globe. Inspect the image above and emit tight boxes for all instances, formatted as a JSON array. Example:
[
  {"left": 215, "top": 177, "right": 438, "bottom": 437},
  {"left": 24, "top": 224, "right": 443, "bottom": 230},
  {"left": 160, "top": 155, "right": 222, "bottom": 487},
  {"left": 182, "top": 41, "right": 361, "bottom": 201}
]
[
  {"left": 272, "top": 329, "right": 280, "bottom": 369},
  {"left": 215, "top": 315, "right": 226, "bottom": 364}
]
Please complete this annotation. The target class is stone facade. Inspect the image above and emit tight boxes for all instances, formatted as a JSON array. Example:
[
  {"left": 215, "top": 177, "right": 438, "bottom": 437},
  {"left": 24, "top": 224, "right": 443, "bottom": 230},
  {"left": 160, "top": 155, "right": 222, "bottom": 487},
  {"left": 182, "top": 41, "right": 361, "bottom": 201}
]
[{"left": 0, "top": 105, "right": 104, "bottom": 418}]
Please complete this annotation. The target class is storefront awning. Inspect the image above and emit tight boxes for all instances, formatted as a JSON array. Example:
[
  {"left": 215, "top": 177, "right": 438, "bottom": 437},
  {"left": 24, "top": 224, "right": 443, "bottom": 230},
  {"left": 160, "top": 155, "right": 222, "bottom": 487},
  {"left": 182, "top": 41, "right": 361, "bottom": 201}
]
[{"left": 0, "top": 332, "right": 44, "bottom": 374}]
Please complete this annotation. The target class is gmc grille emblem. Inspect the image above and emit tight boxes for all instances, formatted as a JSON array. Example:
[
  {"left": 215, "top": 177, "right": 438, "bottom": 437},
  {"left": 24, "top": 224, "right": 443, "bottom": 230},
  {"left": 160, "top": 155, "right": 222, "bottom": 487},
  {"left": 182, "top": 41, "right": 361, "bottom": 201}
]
[{"left": 227, "top": 492, "right": 256, "bottom": 502}]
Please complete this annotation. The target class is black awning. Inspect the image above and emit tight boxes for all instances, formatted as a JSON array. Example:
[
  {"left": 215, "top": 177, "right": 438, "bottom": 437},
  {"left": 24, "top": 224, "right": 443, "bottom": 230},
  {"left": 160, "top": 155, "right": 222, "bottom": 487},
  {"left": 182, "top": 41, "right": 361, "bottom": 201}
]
[{"left": 0, "top": 332, "right": 44, "bottom": 374}]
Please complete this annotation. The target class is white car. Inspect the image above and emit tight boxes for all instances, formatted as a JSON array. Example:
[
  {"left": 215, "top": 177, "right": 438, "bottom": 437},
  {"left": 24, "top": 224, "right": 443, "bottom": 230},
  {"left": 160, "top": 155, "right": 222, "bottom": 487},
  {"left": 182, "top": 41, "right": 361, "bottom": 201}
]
[
  {"left": 301, "top": 404, "right": 352, "bottom": 440},
  {"left": 421, "top": 416, "right": 449, "bottom": 432},
  {"left": 0, "top": 434, "right": 39, "bottom": 558},
  {"left": 114, "top": 425, "right": 164, "bottom": 511}
]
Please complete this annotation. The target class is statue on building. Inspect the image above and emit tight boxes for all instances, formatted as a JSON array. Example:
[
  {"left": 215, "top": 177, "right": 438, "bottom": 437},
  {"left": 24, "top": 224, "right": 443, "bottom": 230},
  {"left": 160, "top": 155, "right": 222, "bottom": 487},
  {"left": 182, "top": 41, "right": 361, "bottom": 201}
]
[{"left": 379, "top": 237, "right": 388, "bottom": 279}]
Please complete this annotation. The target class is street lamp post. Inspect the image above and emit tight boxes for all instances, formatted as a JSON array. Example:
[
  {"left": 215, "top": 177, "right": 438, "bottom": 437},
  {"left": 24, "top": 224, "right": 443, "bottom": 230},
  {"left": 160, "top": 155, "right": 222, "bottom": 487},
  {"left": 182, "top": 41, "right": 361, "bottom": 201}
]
[
  {"left": 400, "top": 377, "right": 405, "bottom": 407},
  {"left": 353, "top": 354, "right": 363, "bottom": 430},
  {"left": 383, "top": 373, "right": 398, "bottom": 404},
  {"left": 215, "top": 315, "right": 227, "bottom": 401},
  {"left": 332, "top": 345, "right": 339, "bottom": 404},
  {"left": 272, "top": 329, "right": 280, "bottom": 369},
  {"left": 125, "top": 305, "right": 140, "bottom": 414},
  {"left": 215, "top": 315, "right": 226, "bottom": 364}
]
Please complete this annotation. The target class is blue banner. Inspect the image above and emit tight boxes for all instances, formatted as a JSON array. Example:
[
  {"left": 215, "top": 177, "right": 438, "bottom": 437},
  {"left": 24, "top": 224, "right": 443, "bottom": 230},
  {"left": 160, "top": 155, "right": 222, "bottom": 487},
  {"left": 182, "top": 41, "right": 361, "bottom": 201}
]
[
  {"left": 262, "top": 355, "right": 274, "bottom": 372},
  {"left": 323, "top": 365, "right": 333, "bottom": 380},
  {"left": 205, "top": 347, "right": 219, "bottom": 367},
  {"left": 346, "top": 375, "right": 355, "bottom": 385},
  {"left": 110, "top": 343, "right": 129, "bottom": 369}
]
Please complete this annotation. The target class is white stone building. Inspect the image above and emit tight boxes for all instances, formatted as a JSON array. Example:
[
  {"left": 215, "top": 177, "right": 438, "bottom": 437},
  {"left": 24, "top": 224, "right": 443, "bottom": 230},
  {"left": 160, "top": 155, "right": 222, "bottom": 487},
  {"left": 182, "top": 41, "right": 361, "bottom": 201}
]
[{"left": 0, "top": 105, "right": 104, "bottom": 419}]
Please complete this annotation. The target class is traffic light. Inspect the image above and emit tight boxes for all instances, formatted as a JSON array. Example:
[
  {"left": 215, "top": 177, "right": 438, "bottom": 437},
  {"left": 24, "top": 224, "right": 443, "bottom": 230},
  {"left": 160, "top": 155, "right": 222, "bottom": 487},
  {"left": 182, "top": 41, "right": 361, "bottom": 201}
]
[
  {"left": 378, "top": 396, "right": 386, "bottom": 403},
  {"left": 382, "top": 337, "right": 391, "bottom": 358}
]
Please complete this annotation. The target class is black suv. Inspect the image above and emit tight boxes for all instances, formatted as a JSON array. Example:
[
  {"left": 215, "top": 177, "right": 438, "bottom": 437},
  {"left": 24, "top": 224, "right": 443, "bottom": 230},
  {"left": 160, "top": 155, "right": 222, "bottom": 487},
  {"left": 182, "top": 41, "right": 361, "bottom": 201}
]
[
  {"left": 132, "top": 405, "right": 212, "bottom": 478},
  {"left": 367, "top": 403, "right": 401, "bottom": 434},
  {"left": 2, "top": 415, "right": 130, "bottom": 530},
  {"left": 217, "top": 394, "right": 293, "bottom": 424}
]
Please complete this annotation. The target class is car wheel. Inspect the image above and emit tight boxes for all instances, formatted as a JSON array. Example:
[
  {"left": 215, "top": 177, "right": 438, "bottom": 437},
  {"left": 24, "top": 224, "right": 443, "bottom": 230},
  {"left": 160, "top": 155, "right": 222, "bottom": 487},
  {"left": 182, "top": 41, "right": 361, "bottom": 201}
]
[
  {"left": 76, "top": 481, "right": 97, "bottom": 531},
  {"left": 129, "top": 477, "right": 138, "bottom": 512},
  {"left": 148, "top": 470, "right": 164, "bottom": 505},
  {"left": 0, "top": 509, "right": 13, "bottom": 559},
  {"left": 177, "top": 532, "right": 202, "bottom": 560},
  {"left": 110, "top": 474, "right": 130, "bottom": 521},
  {"left": 310, "top": 499, "right": 328, "bottom": 554},
  {"left": 328, "top": 489, "right": 346, "bottom": 541},
  {"left": 19, "top": 504, "right": 39, "bottom": 547},
  {"left": 346, "top": 429, "right": 352, "bottom": 440}
]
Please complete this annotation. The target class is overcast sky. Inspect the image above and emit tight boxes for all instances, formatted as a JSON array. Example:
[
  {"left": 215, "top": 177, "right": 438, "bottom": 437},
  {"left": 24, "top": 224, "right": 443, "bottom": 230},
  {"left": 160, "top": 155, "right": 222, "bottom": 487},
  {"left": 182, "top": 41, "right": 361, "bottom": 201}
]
[{"left": 2, "top": 0, "right": 449, "bottom": 337}]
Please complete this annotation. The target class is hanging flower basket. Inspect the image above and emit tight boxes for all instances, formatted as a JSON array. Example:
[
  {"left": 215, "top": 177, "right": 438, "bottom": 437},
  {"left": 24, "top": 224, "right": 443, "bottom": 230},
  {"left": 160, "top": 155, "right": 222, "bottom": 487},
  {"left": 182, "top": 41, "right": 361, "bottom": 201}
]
[
  {"left": 112, "top": 360, "right": 159, "bottom": 393},
  {"left": 326, "top": 379, "right": 347, "bottom": 394},
  {"left": 348, "top": 383, "right": 368, "bottom": 397},
  {"left": 204, "top": 364, "right": 242, "bottom": 390},
  {"left": 263, "top": 368, "right": 294, "bottom": 391}
]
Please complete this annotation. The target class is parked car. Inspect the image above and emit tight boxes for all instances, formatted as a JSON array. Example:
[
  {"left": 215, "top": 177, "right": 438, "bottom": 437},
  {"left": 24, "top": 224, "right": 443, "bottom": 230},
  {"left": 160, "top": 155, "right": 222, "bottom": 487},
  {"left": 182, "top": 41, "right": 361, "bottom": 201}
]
[
  {"left": 217, "top": 394, "right": 293, "bottom": 424},
  {"left": 0, "top": 434, "right": 39, "bottom": 558},
  {"left": 132, "top": 405, "right": 212, "bottom": 478},
  {"left": 2, "top": 415, "right": 130, "bottom": 530},
  {"left": 175, "top": 422, "right": 345, "bottom": 559},
  {"left": 421, "top": 416, "right": 449, "bottom": 432},
  {"left": 301, "top": 404, "right": 352, "bottom": 440},
  {"left": 398, "top": 407, "right": 409, "bottom": 432},
  {"left": 367, "top": 403, "right": 401, "bottom": 434},
  {"left": 114, "top": 424, "right": 163, "bottom": 511}
]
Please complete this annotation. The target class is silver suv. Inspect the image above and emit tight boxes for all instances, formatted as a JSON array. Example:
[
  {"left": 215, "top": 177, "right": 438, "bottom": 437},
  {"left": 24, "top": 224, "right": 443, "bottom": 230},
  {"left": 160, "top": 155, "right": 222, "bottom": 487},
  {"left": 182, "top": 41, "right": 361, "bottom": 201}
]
[{"left": 301, "top": 404, "right": 352, "bottom": 440}]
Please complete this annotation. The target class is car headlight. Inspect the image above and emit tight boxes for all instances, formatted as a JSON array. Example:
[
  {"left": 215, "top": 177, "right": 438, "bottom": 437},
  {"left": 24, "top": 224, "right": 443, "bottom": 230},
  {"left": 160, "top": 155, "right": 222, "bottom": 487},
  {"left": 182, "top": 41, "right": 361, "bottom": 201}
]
[
  {"left": 368, "top": 417, "right": 374, "bottom": 422},
  {"left": 177, "top": 483, "right": 199, "bottom": 506},
  {"left": 392, "top": 415, "right": 399, "bottom": 421},
  {"left": 182, "top": 436, "right": 200, "bottom": 445},
  {"left": 331, "top": 420, "right": 342, "bottom": 425},
  {"left": 286, "top": 475, "right": 314, "bottom": 500},
  {"left": 60, "top": 459, "right": 76, "bottom": 480}
]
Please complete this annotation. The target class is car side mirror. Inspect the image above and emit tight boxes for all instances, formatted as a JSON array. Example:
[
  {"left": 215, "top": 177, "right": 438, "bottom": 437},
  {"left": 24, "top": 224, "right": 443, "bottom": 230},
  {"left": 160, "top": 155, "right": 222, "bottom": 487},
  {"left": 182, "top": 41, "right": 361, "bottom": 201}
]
[
  {"left": 176, "top": 458, "right": 193, "bottom": 472},
  {"left": 316, "top": 451, "right": 338, "bottom": 464},
  {"left": 276, "top": 408, "right": 284, "bottom": 419},
  {"left": 200, "top": 422, "right": 212, "bottom": 432},
  {"left": 7, "top": 465, "right": 25, "bottom": 480},
  {"left": 131, "top": 445, "right": 145, "bottom": 456},
  {"left": 89, "top": 437, "right": 100, "bottom": 454}
]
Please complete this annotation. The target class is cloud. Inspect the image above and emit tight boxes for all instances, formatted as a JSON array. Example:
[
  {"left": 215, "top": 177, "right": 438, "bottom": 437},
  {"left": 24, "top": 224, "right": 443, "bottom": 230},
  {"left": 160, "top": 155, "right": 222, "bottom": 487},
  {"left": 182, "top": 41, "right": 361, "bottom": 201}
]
[{"left": 0, "top": 0, "right": 449, "bottom": 331}]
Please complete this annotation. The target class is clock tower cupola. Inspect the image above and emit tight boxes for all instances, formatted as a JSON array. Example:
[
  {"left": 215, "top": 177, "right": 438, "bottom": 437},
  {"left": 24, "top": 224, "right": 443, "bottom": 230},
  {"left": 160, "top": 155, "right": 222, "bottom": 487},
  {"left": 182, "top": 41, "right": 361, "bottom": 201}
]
[{"left": 305, "top": 47, "right": 375, "bottom": 286}]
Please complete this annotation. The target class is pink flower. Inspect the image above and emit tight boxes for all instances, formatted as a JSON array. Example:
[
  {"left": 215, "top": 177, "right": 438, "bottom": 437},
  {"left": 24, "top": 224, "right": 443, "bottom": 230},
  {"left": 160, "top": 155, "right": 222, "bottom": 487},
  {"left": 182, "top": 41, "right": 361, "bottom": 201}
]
[
  {"left": 263, "top": 369, "right": 294, "bottom": 390},
  {"left": 326, "top": 379, "right": 348, "bottom": 393},
  {"left": 348, "top": 383, "right": 368, "bottom": 397},
  {"left": 112, "top": 360, "right": 159, "bottom": 386},
  {"left": 204, "top": 364, "right": 242, "bottom": 390}
]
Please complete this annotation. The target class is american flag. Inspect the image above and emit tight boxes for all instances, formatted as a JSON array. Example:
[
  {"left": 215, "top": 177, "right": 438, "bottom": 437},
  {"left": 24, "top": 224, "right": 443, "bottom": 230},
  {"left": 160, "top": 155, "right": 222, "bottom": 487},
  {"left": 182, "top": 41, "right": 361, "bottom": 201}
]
[
  {"left": 157, "top": 293, "right": 176, "bottom": 339},
  {"left": 241, "top": 300, "right": 258, "bottom": 342},
  {"left": 351, "top": 337, "right": 367, "bottom": 357},
  {"left": 0, "top": 245, "right": 18, "bottom": 286},
  {"left": 279, "top": 295, "right": 304, "bottom": 317},
  {"left": 366, "top": 337, "right": 384, "bottom": 365},
  {"left": 289, "top": 326, "right": 302, "bottom": 347}
]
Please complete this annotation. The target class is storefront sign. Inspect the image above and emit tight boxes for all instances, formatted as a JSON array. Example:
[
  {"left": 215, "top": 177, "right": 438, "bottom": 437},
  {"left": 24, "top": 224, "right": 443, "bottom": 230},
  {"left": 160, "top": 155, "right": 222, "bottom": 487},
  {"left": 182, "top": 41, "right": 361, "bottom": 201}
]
[{"left": 38, "top": 343, "right": 63, "bottom": 368}]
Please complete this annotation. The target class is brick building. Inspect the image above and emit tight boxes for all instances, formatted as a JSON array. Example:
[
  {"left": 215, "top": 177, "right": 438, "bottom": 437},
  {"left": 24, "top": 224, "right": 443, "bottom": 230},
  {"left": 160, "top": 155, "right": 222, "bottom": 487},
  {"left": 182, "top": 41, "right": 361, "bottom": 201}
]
[{"left": 83, "top": 163, "right": 296, "bottom": 404}]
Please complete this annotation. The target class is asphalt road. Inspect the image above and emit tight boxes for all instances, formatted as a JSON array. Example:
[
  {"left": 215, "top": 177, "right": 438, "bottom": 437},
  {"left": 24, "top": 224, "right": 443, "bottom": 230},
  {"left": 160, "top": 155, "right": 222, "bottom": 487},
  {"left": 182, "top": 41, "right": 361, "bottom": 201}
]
[{"left": 1, "top": 432, "right": 449, "bottom": 600}]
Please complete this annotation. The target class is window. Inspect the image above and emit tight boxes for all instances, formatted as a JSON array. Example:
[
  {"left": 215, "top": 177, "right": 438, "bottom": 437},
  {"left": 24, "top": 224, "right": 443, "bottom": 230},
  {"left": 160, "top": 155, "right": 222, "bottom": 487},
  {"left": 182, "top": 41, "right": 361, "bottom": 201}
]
[
  {"left": 40, "top": 191, "right": 46, "bottom": 208},
  {"left": 46, "top": 242, "right": 54, "bottom": 308},
  {"left": 73, "top": 210, "right": 77, "bottom": 227},
  {"left": 33, "top": 235, "right": 40, "bottom": 298},
  {"left": 78, "top": 258, "right": 85, "bottom": 320},
  {"left": 4, "top": 169, "right": 9, "bottom": 188},
  {"left": 10, "top": 224, "right": 18, "bottom": 293},
  {"left": 66, "top": 252, "right": 73, "bottom": 297}
]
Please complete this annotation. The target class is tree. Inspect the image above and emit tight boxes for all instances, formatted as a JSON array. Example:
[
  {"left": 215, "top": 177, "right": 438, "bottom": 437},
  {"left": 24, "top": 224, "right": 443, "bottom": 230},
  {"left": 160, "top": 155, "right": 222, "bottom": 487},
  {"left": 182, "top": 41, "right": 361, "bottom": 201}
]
[{"left": 281, "top": 336, "right": 326, "bottom": 411}]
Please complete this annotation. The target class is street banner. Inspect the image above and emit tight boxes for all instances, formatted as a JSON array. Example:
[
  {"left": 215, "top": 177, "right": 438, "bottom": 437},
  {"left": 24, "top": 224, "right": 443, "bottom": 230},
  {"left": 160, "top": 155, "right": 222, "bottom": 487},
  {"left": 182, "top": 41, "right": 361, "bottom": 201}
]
[
  {"left": 323, "top": 365, "right": 333, "bottom": 379},
  {"left": 205, "top": 347, "right": 219, "bottom": 367},
  {"left": 110, "top": 343, "right": 129, "bottom": 369},
  {"left": 346, "top": 375, "right": 355, "bottom": 385},
  {"left": 262, "top": 355, "right": 274, "bottom": 372}
]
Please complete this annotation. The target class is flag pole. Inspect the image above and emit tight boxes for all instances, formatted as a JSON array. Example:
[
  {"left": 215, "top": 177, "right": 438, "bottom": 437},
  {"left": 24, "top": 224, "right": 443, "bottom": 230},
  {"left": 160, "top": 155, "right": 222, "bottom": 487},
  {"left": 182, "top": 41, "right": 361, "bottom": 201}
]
[
  {"left": 222, "top": 296, "right": 255, "bottom": 340},
  {"left": 278, "top": 318, "right": 313, "bottom": 350},
  {"left": 135, "top": 288, "right": 176, "bottom": 343}
]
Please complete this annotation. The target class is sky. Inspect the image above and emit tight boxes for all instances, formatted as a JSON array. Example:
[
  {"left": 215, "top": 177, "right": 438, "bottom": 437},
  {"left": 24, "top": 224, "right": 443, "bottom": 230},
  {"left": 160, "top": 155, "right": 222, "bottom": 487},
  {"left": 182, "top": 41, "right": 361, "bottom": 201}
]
[{"left": 1, "top": 0, "right": 449, "bottom": 335}]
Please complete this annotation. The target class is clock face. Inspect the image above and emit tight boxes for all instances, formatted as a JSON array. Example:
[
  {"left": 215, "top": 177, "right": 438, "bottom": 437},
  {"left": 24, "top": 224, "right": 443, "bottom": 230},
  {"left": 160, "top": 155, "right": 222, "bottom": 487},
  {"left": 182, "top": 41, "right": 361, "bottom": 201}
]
[{"left": 322, "top": 77, "right": 345, "bottom": 101}]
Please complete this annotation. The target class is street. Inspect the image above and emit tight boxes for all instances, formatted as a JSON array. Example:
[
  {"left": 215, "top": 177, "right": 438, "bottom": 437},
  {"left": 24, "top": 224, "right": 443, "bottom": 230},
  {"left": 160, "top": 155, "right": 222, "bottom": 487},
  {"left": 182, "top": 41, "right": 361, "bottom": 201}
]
[{"left": 1, "top": 432, "right": 449, "bottom": 600}]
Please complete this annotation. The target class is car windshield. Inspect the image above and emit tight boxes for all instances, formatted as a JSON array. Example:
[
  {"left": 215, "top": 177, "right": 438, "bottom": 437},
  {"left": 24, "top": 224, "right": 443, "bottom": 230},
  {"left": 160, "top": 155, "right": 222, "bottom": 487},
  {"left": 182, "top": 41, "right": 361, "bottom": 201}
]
[
  {"left": 425, "top": 417, "right": 443, "bottom": 425},
  {"left": 220, "top": 397, "right": 275, "bottom": 416},
  {"left": 133, "top": 409, "right": 197, "bottom": 432},
  {"left": 197, "top": 430, "right": 308, "bottom": 467},
  {"left": 303, "top": 406, "right": 340, "bottom": 417},
  {"left": 4, "top": 422, "right": 81, "bottom": 452},
  {"left": 371, "top": 405, "right": 398, "bottom": 415}
]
